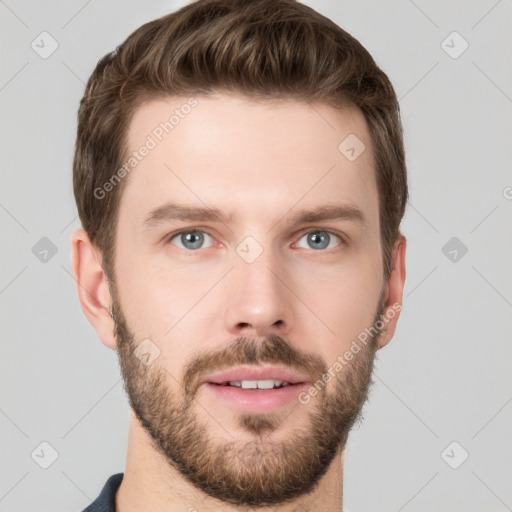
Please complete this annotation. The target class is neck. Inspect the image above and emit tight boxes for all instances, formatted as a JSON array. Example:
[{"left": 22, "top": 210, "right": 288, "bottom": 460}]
[{"left": 116, "top": 411, "right": 345, "bottom": 512}]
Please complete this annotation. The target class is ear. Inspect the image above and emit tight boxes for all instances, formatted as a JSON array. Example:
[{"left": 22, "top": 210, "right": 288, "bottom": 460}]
[
  {"left": 70, "top": 228, "right": 117, "bottom": 350},
  {"left": 377, "top": 234, "right": 406, "bottom": 350}
]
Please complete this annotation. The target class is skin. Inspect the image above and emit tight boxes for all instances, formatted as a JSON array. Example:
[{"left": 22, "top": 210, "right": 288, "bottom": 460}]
[{"left": 71, "top": 93, "right": 406, "bottom": 511}]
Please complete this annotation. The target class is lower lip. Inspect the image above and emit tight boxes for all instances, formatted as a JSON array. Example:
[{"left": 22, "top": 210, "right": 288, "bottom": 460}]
[{"left": 204, "top": 382, "right": 308, "bottom": 414}]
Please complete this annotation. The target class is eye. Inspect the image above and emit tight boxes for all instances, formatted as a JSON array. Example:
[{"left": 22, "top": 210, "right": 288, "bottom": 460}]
[
  {"left": 295, "top": 231, "right": 343, "bottom": 251},
  {"left": 168, "top": 230, "right": 214, "bottom": 250}
]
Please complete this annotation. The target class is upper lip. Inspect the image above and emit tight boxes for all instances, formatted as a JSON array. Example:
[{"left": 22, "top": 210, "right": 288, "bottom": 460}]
[{"left": 202, "top": 365, "right": 310, "bottom": 385}]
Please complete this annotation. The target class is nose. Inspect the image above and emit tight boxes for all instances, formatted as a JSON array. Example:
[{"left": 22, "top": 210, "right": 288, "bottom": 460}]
[{"left": 223, "top": 246, "right": 293, "bottom": 338}]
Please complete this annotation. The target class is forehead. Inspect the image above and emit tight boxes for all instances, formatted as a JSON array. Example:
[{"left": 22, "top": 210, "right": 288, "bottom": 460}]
[{"left": 120, "top": 93, "right": 378, "bottom": 230}]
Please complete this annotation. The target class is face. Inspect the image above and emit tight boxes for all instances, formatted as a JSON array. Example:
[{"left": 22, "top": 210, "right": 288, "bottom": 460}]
[{"left": 110, "top": 93, "right": 389, "bottom": 507}]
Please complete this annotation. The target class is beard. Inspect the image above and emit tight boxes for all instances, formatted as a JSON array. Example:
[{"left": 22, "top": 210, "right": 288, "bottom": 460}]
[{"left": 110, "top": 280, "right": 385, "bottom": 509}]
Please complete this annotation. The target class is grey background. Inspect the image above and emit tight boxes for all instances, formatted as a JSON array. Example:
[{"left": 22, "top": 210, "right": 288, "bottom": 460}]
[{"left": 1, "top": 0, "right": 511, "bottom": 511}]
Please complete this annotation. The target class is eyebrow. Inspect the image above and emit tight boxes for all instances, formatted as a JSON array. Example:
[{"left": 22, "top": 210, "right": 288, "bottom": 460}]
[{"left": 142, "top": 201, "right": 367, "bottom": 229}]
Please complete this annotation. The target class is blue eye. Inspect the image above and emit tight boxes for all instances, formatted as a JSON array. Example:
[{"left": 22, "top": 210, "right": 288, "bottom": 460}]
[
  {"left": 296, "top": 231, "right": 342, "bottom": 250},
  {"left": 167, "top": 229, "right": 343, "bottom": 251},
  {"left": 169, "top": 230, "right": 214, "bottom": 250}
]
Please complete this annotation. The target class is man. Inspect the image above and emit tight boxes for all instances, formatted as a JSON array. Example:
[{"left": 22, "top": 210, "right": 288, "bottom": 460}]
[{"left": 71, "top": 0, "right": 407, "bottom": 510}]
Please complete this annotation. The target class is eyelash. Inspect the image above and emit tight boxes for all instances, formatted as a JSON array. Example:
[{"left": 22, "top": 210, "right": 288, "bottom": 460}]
[{"left": 164, "top": 228, "right": 346, "bottom": 251}]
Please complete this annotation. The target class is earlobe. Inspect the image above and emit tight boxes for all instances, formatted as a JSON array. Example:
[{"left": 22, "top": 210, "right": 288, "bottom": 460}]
[
  {"left": 70, "top": 228, "right": 117, "bottom": 350},
  {"left": 377, "top": 234, "right": 407, "bottom": 350}
]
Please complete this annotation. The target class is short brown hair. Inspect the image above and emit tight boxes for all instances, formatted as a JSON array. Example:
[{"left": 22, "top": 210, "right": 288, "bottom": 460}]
[{"left": 73, "top": 0, "right": 407, "bottom": 283}]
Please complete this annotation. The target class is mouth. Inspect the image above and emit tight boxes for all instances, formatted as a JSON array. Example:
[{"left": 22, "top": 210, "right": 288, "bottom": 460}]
[
  {"left": 211, "top": 379, "right": 301, "bottom": 390},
  {"left": 202, "top": 365, "right": 309, "bottom": 387},
  {"left": 201, "top": 366, "right": 310, "bottom": 413}
]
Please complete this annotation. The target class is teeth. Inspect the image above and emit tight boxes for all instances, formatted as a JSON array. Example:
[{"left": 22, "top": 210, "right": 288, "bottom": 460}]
[{"left": 227, "top": 379, "right": 291, "bottom": 389}]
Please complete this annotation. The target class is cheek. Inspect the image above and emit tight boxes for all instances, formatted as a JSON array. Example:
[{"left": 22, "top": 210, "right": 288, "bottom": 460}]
[
  {"left": 114, "top": 246, "right": 217, "bottom": 342},
  {"left": 113, "top": 244, "right": 169, "bottom": 338},
  {"left": 288, "top": 249, "right": 383, "bottom": 340}
]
